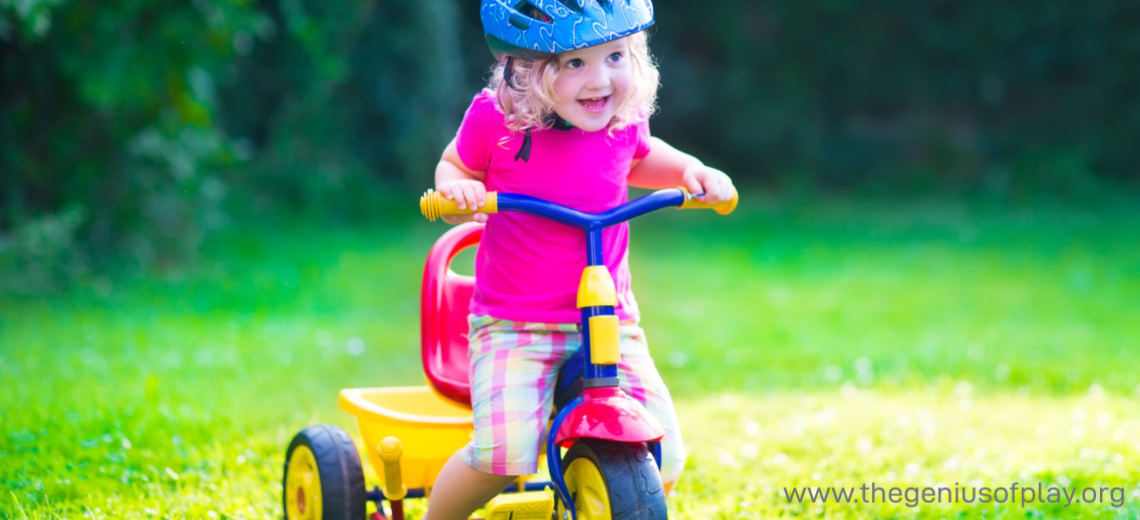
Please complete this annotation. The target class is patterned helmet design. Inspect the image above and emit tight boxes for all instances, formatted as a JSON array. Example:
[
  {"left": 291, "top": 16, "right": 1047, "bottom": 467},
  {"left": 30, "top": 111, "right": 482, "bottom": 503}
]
[{"left": 481, "top": 0, "right": 654, "bottom": 59}]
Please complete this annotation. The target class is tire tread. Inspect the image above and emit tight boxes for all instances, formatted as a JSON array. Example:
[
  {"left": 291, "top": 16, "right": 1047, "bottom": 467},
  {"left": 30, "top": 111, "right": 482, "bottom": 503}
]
[
  {"left": 283, "top": 424, "right": 366, "bottom": 520},
  {"left": 564, "top": 438, "right": 667, "bottom": 520}
]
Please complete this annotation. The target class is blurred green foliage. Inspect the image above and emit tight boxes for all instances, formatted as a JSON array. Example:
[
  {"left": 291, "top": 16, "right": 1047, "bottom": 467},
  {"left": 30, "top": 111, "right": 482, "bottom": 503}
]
[
  {"left": 650, "top": 1, "right": 1140, "bottom": 193},
  {"left": 1, "top": 0, "right": 266, "bottom": 292},
  {"left": 2, "top": 0, "right": 1138, "bottom": 290}
]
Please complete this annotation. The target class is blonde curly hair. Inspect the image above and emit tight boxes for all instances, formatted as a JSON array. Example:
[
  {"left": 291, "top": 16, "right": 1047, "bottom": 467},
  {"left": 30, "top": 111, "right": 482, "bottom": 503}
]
[{"left": 487, "top": 31, "right": 659, "bottom": 137}]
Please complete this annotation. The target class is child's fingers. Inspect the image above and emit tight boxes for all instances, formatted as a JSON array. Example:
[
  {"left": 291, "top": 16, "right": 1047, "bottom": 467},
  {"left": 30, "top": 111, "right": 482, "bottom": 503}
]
[
  {"left": 449, "top": 183, "right": 465, "bottom": 209},
  {"left": 702, "top": 178, "right": 719, "bottom": 202},
  {"left": 473, "top": 183, "right": 487, "bottom": 207},
  {"left": 466, "top": 182, "right": 484, "bottom": 209},
  {"left": 466, "top": 183, "right": 482, "bottom": 210},
  {"left": 684, "top": 175, "right": 705, "bottom": 199},
  {"left": 436, "top": 180, "right": 487, "bottom": 211},
  {"left": 703, "top": 176, "right": 731, "bottom": 203},
  {"left": 457, "top": 183, "right": 476, "bottom": 210},
  {"left": 438, "top": 183, "right": 455, "bottom": 200},
  {"left": 714, "top": 179, "right": 734, "bottom": 203},
  {"left": 472, "top": 212, "right": 489, "bottom": 223}
]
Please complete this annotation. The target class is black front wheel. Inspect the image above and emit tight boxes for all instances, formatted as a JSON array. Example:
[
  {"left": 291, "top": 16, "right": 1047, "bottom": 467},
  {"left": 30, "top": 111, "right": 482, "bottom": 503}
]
[
  {"left": 560, "top": 438, "right": 667, "bottom": 520},
  {"left": 282, "top": 424, "right": 366, "bottom": 520}
]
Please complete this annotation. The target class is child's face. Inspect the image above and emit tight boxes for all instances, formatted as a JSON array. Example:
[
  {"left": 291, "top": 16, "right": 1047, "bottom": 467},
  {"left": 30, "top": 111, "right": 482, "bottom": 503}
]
[{"left": 551, "top": 37, "right": 633, "bottom": 132}]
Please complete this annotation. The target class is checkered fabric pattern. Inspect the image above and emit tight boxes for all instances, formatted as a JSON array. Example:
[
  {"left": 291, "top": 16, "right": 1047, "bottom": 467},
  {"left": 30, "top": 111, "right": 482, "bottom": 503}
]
[{"left": 461, "top": 314, "right": 687, "bottom": 486}]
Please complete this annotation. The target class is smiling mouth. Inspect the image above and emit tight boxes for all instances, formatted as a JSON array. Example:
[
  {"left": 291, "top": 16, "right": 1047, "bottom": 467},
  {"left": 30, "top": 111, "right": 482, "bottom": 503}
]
[{"left": 578, "top": 95, "right": 610, "bottom": 112}]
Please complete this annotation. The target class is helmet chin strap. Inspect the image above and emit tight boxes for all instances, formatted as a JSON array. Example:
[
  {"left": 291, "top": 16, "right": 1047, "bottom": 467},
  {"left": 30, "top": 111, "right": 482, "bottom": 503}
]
[
  {"left": 547, "top": 112, "right": 574, "bottom": 130},
  {"left": 503, "top": 53, "right": 576, "bottom": 163},
  {"left": 514, "top": 112, "right": 575, "bottom": 162},
  {"left": 504, "top": 57, "right": 517, "bottom": 89},
  {"left": 515, "top": 128, "right": 533, "bottom": 162}
]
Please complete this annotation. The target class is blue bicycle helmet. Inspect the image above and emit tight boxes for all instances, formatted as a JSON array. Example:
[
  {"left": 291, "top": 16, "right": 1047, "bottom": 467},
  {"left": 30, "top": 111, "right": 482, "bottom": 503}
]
[{"left": 481, "top": 0, "right": 654, "bottom": 59}]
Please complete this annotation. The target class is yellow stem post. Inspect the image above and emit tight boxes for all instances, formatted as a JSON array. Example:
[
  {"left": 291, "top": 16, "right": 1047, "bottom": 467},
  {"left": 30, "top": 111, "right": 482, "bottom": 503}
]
[{"left": 378, "top": 437, "right": 407, "bottom": 501}]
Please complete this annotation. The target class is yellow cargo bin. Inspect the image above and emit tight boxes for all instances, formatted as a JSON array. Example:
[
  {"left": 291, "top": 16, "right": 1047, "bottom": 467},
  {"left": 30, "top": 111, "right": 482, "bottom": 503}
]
[{"left": 338, "top": 386, "right": 474, "bottom": 490}]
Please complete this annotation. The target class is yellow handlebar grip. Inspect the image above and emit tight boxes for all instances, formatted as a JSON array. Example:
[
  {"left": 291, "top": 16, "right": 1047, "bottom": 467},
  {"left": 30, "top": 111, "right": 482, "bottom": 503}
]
[
  {"left": 378, "top": 437, "right": 407, "bottom": 501},
  {"left": 420, "top": 189, "right": 498, "bottom": 222},
  {"left": 677, "top": 186, "right": 739, "bottom": 215}
]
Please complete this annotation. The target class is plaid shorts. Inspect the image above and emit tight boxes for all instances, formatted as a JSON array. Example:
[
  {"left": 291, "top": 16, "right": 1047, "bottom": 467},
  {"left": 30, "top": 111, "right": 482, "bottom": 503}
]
[{"left": 461, "top": 314, "right": 687, "bottom": 485}]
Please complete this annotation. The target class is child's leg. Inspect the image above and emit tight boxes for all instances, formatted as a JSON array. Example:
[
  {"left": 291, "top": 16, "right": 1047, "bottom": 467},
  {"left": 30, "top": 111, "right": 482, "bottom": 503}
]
[
  {"left": 422, "top": 316, "right": 576, "bottom": 519},
  {"left": 421, "top": 451, "right": 517, "bottom": 520},
  {"left": 616, "top": 322, "right": 688, "bottom": 493}
]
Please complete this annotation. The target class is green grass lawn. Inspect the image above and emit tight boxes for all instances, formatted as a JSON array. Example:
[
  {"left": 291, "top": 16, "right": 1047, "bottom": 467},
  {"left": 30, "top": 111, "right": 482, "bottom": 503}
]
[{"left": 2, "top": 193, "right": 1139, "bottom": 519}]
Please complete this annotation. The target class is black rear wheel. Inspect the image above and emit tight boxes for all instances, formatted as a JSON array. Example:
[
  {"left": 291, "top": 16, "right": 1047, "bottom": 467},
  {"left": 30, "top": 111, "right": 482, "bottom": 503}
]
[
  {"left": 561, "top": 438, "right": 667, "bottom": 520},
  {"left": 282, "top": 424, "right": 366, "bottom": 520}
]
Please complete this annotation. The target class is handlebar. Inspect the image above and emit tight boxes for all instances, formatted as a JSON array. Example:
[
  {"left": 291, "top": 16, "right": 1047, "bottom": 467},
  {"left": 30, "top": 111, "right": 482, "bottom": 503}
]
[
  {"left": 420, "top": 187, "right": 738, "bottom": 226},
  {"left": 674, "top": 186, "right": 739, "bottom": 215}
]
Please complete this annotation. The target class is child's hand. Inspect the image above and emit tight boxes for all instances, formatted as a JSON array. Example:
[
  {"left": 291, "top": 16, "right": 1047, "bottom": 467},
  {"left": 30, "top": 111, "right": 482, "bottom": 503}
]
[
  {"left": 681, "top": 164, "right": 736, "bottom": 204},
  {"left": 437, "top": 179, "right": 490, "bottom": 224}
]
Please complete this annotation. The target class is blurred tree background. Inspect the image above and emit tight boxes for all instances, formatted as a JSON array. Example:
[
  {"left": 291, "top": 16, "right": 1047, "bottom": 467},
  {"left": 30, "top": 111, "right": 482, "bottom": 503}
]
[{"left": 2, "top": 0, "right": 1138, "bottom": 293}]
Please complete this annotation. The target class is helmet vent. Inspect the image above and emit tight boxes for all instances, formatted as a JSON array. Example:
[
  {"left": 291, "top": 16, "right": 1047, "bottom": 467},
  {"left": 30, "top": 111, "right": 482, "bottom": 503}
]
[
  {"left": 554, "top": 0, "right": 584, "bottom": 13},
  {"left": 512, "top": 1, "right": 553, "bottom": 23}
]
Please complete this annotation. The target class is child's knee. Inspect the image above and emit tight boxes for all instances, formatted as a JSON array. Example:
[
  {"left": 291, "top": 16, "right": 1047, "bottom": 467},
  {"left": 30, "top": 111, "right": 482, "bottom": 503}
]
[{"left": 463, "top": 420, "right": 547, "bottom": 476}]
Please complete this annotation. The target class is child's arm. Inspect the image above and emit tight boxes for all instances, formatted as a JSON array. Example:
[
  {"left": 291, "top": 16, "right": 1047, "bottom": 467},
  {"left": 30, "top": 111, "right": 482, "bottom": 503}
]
[
  {"left": 435, "top": 137, "right": 490, "bottom": 224},
  {"left": 627, "top": 137, "right": 735, "bottom": 204}
]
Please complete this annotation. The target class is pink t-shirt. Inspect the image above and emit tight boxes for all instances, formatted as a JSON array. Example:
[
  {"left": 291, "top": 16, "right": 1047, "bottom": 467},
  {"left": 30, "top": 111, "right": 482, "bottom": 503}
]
[{"left": 455, "top": 90, "right": 652, "bottom": 324}]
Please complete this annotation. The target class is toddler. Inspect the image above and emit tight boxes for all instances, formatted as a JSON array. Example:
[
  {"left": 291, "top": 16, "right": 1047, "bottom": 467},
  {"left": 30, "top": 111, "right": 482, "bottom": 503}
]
[{"left": 425, "top": 1, "right": 735, "bottom": 518}]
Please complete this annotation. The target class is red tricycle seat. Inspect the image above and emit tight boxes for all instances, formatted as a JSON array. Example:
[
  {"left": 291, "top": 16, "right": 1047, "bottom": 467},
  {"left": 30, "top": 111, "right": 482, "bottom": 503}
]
[{"left": 421, "top": 222, "right": 482, "bottom": 409}]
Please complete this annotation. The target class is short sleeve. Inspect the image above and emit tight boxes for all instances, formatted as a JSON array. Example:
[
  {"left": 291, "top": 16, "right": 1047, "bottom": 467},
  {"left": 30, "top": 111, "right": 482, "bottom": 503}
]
[
  {"left": 632, "top": 119, "right": 652, "bottom": 160},
  {"left": 455, "top": 90, "right": 503, "bottom": 172}
]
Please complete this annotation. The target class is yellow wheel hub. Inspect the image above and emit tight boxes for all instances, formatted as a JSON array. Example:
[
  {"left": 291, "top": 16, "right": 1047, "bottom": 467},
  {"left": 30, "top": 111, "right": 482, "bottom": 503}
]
[
  {"left": 285, "top": 445, "right": 323, "bottom": 520},
  {"left": 562, "top": 457, "right": 611, "bottom": 520}
]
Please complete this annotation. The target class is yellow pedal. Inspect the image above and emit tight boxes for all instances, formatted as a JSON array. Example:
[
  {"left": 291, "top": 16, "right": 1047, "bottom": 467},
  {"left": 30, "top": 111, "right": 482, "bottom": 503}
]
[{"left": 485, "top": 488, "right": 555, "bottom": 520}]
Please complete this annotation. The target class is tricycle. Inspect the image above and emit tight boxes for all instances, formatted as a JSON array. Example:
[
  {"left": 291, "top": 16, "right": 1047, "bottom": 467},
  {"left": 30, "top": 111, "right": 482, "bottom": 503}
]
[{"left": 282, "top": 186, "right": 737, "bottom": 520}]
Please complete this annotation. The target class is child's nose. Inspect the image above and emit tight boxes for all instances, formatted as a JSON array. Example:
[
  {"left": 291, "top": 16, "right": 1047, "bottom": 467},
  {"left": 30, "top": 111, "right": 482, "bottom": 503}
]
[{"left": 584, "top": 66, "right": 609, "bottom": 90}]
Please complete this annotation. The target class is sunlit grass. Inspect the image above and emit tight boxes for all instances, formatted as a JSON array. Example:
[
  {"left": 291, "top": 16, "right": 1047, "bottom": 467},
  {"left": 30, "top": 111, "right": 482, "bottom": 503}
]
[
  {"left": 674, "top": 391, "right": 1140, "bottom": 519},
  {"left": 2, "top": 194, "right": 1138, "bottom": 518}
]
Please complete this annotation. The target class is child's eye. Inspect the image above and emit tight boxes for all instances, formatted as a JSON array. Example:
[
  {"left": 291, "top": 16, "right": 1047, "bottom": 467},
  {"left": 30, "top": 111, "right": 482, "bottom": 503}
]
[
  {"left": 607, "top": 52, "right": 623, "bottom": 62},
  {"left": 564, "top": 58, "right": 584, "bottom": 69}
]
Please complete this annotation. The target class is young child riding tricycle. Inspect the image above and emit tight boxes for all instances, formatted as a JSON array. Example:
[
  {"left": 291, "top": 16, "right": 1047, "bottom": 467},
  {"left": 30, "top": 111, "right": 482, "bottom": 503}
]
[{"left": 283, "top": 1, "right": 736, "bottom": 519}]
